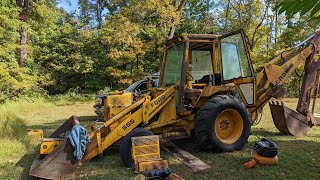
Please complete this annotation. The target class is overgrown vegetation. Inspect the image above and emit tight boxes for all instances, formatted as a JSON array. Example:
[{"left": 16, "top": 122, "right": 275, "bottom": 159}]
[
  {"left": 0, "top": 102, "right": 34, "bottom": 179},
  {"left": 0, "top": 97, "right": 95, "bottom": 179},
  {"left": 0, "top": 0, "right": 319, "bottom": 101}
]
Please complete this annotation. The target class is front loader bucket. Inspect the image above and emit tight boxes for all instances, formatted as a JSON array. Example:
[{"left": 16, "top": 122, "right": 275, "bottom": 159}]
[
  {"left": 269, "top": 101, "right": 310, "bottom": 136},
  {"left": 29, "top": 116, "right": 80, "bottom": 179}
]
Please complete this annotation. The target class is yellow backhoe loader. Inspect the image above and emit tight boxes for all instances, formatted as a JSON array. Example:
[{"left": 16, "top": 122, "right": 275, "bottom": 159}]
[{"left": 30, "top": 29, "right": 320, "bottom": 179}]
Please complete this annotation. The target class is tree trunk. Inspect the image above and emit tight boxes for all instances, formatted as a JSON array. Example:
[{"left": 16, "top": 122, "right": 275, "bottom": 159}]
[
  {"left": 16, "top": 0, "right": 31, "bottom": 67},
  {"left": 266, "top": 7, "right": 269, "bottom": 57},
  {"left": 274, "top": 11, "right": 278, "bottom": 49},
  {"left": 167, "top": 0, "right": 187, "bottom": 40},
  {"left": 136, "top": 54, "right": 139, "bottom": 70},
  {"left": 96, "top": 0, "right": 104, "bottom": 29},
  {"left": 19, "top": 26, "right": 28, "bottom": 67},
  {"left": 168, "top": 26, "right": 176, "bottom": 40},
  {"left": 224, "top": 0, "right": 230, "bottom": 30}
]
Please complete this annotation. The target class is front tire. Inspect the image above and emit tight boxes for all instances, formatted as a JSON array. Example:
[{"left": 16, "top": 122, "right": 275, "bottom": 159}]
[
  {"left": 195, "top": 95, "right": 251, "bottom": 152},
  {"left": 119, "top": 128, "right": 153, "bottom": 167}
]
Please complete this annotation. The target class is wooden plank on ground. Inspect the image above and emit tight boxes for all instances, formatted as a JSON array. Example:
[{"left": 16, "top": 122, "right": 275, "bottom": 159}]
[{"left": 160, "top": 139, "right": 211, "bottom": 172}]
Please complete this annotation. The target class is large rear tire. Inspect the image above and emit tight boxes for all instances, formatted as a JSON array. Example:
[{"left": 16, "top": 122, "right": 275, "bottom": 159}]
[
  {"left": 119, "top": 128, "right": 153, "bottom": 167},
  {"left": 195, "top": 95, "right": 251, "bottom": 152}
]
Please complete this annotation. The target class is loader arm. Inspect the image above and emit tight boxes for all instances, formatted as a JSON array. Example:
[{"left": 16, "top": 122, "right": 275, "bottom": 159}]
[
  {"left": 82, "top": 85, "right": 176, "bottom": 162},
  {"left": 250, "top": 32, "right": 320, "bottom": 122},
  {"left": 29, "top": 86, "right": 176, "bottom": 179}
]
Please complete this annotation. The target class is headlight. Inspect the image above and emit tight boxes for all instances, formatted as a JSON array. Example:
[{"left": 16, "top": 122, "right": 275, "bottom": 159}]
[{"left": 95, "top": 98, "right": 103, "bottom": 106}]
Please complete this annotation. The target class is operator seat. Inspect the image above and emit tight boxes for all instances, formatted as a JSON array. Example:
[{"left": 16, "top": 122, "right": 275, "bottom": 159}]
[
  {"left": 195, "top": 74, "right": 215, "bottom": 85},
  {"left": 194, "top": 74, "right": 222, "bottom": 86}
]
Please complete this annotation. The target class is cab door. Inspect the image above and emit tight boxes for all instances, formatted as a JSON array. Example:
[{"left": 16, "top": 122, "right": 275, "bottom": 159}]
[{"left": 219, "top": 30, "right": 256, "bottom": 106}]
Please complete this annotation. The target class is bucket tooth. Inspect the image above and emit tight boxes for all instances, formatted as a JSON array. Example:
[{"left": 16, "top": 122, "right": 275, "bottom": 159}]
[{"left": 269, "top": 101, "right": 310, "bottom": 136}]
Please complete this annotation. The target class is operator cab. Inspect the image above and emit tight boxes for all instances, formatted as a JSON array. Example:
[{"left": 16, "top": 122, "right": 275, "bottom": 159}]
[{"left": 159, "top": 29, "right": 255, "bottom": 113}]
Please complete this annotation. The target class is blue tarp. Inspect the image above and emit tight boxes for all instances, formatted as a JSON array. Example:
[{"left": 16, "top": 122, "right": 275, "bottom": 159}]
[{"left": 68, "top": 124, "right": 90, "bottom": 160}]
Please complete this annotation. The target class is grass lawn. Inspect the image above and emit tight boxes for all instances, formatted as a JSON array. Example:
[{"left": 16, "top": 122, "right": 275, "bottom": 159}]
[{"left": 1, "top": 99, "right": 320, "bottom": 179}]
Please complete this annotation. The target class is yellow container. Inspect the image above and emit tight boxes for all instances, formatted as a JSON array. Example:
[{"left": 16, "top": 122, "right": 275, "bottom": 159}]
[{"left": 27, "top": 129, "right": 44, "bottom": 140}]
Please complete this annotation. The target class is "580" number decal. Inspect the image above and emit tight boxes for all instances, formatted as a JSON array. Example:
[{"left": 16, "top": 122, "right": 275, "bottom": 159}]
[{"left": 122, "top": 119, "right": 135, "bottom": 130}]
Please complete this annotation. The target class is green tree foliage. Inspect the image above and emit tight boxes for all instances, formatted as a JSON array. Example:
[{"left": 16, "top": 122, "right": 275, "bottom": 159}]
[
  {"left": 0, "top": 0, "right": 21, "bottom": 63},
  {"left": 178, "top": 0, "right": 216, "bottom": 33},
  {"left": 0, "top": 0, "right": 39, "bottom": 101},
  {"left": 275, "top": 0, "right": 320, "bottom": 19},
  {"left": 0, "top": 0, "right": 319, "bottom": 100},
  {"left": 34, "top": 17, "right": 109, "bottom": 94},
  {"left": 100, "top": 0, "right": 182, "bottom": 84},
  {"left": 0, "top": 62, "right": 39, "bottom": 102}
]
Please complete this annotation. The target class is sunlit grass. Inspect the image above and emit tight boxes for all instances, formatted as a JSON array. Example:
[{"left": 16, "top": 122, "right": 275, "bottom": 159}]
[
  {"left": 0, "top": 98, "right": 319, "bottom": 179},
  {"left": 0, "top": 98, "right": 95, "bottom": 179}
]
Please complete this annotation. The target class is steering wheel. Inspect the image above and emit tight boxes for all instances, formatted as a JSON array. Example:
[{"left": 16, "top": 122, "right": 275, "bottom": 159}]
[{"left": 186, "top": 72, "right": 194, "bottom": 81}]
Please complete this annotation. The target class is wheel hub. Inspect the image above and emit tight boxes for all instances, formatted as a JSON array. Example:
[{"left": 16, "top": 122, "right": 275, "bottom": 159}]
[
  {"left": 214, "top": 109, "right": 244, "bottom": 144},
  {"left": 220, "top": 119, "right": 230, "bottom": 131}
]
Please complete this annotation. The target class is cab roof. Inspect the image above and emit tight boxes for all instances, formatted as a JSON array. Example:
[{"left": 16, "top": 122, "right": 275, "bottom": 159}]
[
  {"left": 165, "top": 29, "right": 244, "bottom": 47},
  {"left": 166, "top": 33, "right": 222, "bottom": 46}
]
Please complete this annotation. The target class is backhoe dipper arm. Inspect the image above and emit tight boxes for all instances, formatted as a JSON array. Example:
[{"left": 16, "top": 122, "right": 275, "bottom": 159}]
[
  {"left": 251, "top": 32, "right": 320, "bottom": 118},
  {"left": 297, "top": 34, "right": 320, "bottom": 118}
]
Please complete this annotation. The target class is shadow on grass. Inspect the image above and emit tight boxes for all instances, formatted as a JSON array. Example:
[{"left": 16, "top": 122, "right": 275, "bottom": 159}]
[
  {"left": 79, "top": 115, "right": 98, "bottom": 122},
  {"left": 16, "top": 152, "right": 37, "bottom": 179},
  {"left": 251, "top": 128, "right": 287, "bottom": 137},
  {"left": 27, "top": 116, "right": 97, "bottom": 136}
]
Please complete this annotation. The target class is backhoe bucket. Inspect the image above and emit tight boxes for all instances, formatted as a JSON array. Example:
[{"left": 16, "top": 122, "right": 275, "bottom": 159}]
[
  {"left": 269, "top": 101, "right": 310, "bottom": 136},
  {"left": 29, "top": 116, "right": 80, "bottom": 179}
]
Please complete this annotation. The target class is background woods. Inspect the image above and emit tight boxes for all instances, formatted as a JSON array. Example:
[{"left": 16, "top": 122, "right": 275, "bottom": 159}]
[{"left": 0, "top": 0, "right": 319, "bottom": 102}]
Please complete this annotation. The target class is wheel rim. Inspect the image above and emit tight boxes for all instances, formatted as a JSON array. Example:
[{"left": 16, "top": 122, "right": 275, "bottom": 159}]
[{"left": 214, "top": 109, "right": 243, "bottom": 144}]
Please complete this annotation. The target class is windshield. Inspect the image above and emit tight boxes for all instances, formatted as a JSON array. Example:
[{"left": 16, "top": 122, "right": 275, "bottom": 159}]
[
  {"left": 125, "top": 80, "right": 142, "bottom": 92},
  {"left": 162, "top": 43, "right": 184, "bottom": 86},
  {"left": 221, "top": 33, "right": 251, "bottom": 80}
]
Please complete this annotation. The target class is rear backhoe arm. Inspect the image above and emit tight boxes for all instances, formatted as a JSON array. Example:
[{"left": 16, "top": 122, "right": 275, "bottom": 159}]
[
  {"left": 297, "top": 34, "right": 320, "bottom": 119},
  {"left": 252, "top": 32, "right": 320, "bottom": 124}
]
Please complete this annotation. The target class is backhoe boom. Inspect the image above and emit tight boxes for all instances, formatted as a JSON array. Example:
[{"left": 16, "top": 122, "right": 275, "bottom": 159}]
[{"left": 252, "top": 32, "right": 320, "bottom": 125}]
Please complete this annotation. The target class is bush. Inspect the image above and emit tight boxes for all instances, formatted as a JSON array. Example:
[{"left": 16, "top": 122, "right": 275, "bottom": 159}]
[
  {"left": 97, "top": 86, "right": 111, "bottom": 94},
  {"left": 47, "top": 90, "right": 94, "bottom": 106},
  {"left": 0, "top": 62, "right": 41, "bottom": 103},
  {"left": 0, "top": 107, "right": 27, "bottom": 140},
  {"left": 0, "top": 103, "right": 30, "bottom": 179}
]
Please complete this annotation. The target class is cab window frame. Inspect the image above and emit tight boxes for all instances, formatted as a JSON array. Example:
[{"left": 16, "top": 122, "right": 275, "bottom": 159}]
[
  {"left": 219, "top": 30, "right": 254, "bottom": 83},
  {"left": 188, "top": 41, "right": 215, "bottom": 84}
]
